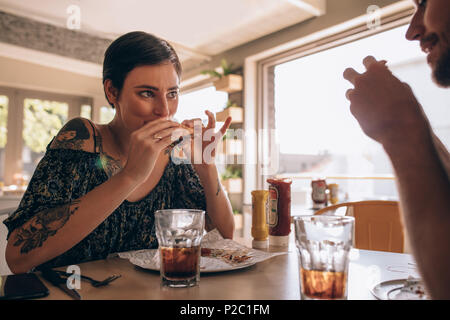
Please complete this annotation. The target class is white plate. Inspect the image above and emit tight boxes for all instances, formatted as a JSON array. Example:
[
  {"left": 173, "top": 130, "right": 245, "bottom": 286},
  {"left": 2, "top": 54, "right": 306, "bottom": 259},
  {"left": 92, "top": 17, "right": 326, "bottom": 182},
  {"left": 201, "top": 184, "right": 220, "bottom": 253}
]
[
  {"left": 371, "top": 279, "right": 428, "bottom": 300},
  {"left": 132, "top": 256, "right": 256, "bottom": 274},
  {"left": 118, "top": 230, "right": 286, "bottom": 274},
  {"left": 120, "top": 249, "right": 258, "bottom": 274}
]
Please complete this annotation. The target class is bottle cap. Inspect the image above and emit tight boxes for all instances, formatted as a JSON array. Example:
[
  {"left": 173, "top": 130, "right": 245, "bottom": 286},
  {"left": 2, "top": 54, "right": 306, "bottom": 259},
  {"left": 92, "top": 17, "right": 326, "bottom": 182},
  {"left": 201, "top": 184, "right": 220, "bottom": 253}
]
[
  {"left": 269, "top": 235, "right": 290, "bottom": 247},
  {"left": 252, "top": 239, "right": 268, "bottom": 249}
]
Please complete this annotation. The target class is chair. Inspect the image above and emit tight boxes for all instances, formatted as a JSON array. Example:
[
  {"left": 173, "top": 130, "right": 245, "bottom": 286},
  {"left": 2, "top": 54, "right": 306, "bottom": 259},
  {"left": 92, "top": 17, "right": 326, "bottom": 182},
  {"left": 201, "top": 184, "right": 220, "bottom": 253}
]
[{"left": 314, "top": 200, "right": 406, "bottom": 253}]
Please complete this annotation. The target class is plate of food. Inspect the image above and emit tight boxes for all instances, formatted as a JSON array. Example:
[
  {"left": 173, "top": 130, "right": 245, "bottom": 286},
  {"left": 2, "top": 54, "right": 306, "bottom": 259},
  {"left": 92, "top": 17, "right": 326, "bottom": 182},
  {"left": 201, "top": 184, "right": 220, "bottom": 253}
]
[
  {"left": 370, "top": 277, "right": 429, "bottom": 300},
  {"left": 118, "top": 229, "right": 286, "bottom": 273},
  {"left": 119, "top": 247, "right": 257, "bottom": 273}
]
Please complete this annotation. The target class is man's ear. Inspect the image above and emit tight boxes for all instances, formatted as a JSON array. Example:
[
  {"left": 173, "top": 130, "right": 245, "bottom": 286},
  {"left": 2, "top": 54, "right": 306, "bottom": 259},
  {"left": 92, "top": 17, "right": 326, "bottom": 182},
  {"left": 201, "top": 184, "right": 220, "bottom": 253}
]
[{"left": 104, "top": 79, "right": 119, "bottom": 106}]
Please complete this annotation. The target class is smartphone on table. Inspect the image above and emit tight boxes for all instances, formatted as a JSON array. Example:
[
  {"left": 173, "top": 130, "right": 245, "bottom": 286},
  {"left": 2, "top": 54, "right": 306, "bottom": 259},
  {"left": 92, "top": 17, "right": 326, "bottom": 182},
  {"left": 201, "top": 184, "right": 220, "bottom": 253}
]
[{"left": 0, "top": 273, "right": 49, "bottom": 300}]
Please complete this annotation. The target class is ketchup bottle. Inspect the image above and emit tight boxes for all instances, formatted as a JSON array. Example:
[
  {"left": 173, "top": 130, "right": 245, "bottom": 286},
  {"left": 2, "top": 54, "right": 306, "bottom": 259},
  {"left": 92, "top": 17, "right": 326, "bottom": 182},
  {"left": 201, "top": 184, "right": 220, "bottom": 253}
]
[{"left": 267, "top": 178, "right": 292, "bottom": 247}]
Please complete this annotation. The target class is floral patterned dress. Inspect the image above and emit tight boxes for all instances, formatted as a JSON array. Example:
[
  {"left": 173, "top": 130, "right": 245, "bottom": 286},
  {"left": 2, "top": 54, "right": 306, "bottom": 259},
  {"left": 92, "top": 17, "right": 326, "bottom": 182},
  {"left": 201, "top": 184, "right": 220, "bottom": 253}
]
[{"left": 3, "top": 138, "right": 207, "bottom": 269}]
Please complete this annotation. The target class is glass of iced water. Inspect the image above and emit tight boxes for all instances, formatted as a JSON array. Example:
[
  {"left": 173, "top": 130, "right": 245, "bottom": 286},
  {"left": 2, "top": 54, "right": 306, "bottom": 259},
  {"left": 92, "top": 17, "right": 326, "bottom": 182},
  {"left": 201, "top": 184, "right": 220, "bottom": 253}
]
[{"left": 293, "top": 215, "right": 354, "bottom": 300}]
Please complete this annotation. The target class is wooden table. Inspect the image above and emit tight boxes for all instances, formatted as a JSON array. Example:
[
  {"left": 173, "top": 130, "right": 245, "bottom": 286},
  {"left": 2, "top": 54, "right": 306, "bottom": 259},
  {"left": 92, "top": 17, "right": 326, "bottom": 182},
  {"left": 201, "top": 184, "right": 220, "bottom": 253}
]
[{"left": 38, "top": 237, "right": 418, "bottom": 300}]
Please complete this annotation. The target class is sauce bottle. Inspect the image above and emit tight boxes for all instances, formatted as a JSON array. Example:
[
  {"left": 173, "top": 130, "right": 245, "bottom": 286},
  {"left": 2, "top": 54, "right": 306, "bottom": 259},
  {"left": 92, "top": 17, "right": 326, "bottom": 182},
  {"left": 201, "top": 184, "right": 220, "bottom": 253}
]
[
  {"left": 251, "top": 190, "right": 269, "bottom": 249},
  {"left": 267, "top": 178, "right": 292, "bottom": 247},
  {"left": 327, "top": 183, "right": 339, "bottom": 205},
  {"left": 311, "top": 179, "right": 327, "bottom": 209}
]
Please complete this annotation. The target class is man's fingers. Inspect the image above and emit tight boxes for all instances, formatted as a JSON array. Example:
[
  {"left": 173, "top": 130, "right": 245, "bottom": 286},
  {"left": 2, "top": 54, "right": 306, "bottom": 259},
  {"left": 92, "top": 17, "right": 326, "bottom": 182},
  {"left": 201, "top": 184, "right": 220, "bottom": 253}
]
[
  {"left": 343, "top": 68, "right": 361, "bottom": 85},
  {"left": 363, "top": 55, "right": 378, "bottom": 70},
  {"left": 345, "top": 89, "right": 354, "bottom": 101}
]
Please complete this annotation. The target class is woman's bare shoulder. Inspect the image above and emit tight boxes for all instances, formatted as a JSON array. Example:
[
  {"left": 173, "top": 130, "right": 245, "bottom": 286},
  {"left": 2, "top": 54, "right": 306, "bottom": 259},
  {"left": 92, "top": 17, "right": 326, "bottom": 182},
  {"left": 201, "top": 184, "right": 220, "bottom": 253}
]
[{"left": 49, "top": 117, "right": 98, "bottom": 153}]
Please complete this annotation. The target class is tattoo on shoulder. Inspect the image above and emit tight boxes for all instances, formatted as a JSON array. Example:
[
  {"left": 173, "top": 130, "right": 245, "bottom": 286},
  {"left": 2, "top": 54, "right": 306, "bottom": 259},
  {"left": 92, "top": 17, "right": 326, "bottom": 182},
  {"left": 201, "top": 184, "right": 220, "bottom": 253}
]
[
  {"left": 52, "top": 118, "right": 91, "bottom": 150},
  {"left": 13, "top": 200, "right": 81, "bottom": 254}
]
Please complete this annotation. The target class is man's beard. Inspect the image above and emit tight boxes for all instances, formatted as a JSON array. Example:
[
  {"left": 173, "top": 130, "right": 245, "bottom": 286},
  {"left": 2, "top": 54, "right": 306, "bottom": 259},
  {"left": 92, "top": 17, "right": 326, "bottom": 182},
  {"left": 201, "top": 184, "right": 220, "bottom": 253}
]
[{"left": 433, "top": 45, "right": 450, "bottom": 87}]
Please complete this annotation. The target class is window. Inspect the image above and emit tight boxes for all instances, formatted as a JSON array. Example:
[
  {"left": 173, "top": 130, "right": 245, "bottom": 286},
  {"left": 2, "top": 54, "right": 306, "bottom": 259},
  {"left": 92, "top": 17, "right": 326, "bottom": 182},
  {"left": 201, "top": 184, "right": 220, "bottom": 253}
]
[
  {"left": 178, "top": 86, "right": 228, "bottom": 123},
  {"left": 267, "top": 25, "right": 450, "bottom": 205},
  {"left": 99, "top": 106, "right": 115, "bottom": 124},
  {"left": 0, "top": 87, "right": 92, "bottom": 188},
  {"left": 22, "top": 98, "right": 69, "bottom": 178},
  {"left": 81, "top": 104, "right": 92, "bottom": 120},
  {"left": 0, "top": 95, "right": 8, "bottom": 181}
]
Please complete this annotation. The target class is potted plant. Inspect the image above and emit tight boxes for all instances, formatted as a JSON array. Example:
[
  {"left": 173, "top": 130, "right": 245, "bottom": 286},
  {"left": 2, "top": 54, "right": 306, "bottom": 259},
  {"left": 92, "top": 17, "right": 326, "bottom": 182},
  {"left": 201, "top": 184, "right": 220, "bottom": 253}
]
[
  {"left": 220, "top": 166, "right": 242, "bottom": 193},
  {"left": 216, "top": 100, "right": 243, "bottom": 123},
  {"left": 201, "top": 59, "right": 243, "bottom": 93}
]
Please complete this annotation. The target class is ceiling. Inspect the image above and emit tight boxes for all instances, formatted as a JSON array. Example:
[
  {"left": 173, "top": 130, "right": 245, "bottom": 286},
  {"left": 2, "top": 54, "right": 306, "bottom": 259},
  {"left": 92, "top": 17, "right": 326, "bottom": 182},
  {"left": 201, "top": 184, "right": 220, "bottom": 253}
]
[{"left": 0, "top": 0, "right": 326, "bottom": 71}]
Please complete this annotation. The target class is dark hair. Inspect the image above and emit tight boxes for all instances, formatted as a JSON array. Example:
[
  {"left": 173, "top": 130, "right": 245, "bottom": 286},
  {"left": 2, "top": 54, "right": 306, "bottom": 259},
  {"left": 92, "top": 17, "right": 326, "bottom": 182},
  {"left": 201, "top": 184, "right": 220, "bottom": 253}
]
[{"left": 102, "top": 31, "right": 182, "bottom": 107}]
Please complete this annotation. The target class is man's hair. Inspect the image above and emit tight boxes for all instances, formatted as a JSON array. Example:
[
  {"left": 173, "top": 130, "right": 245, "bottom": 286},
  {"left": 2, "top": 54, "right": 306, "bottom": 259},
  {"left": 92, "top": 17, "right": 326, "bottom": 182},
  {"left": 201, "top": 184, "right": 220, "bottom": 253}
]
[{"left": 102, "top": 31, "right": 182, "bottom": 108}]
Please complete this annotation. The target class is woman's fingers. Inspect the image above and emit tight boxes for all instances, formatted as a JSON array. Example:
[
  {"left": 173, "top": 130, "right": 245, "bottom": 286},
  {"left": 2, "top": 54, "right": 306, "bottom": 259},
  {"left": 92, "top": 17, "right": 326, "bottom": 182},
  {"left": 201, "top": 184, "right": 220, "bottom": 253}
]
[
  {"left": 139, "top": 119, "right": 181, "bottom": 138},
  {"left": 181, "top": 118, "right": 202, "bottom": 128},
  {"left": 152, "top": 126, "right": 185, "bottom": 142},
  {"left": 156, "top": 132, "right": 184, "bottom": 148},
  {"left": 205, "top": 110, "right": 216, "bottom": 130},
  {"left": 218, "top": 116, "right": 232, "bottom": 136}
]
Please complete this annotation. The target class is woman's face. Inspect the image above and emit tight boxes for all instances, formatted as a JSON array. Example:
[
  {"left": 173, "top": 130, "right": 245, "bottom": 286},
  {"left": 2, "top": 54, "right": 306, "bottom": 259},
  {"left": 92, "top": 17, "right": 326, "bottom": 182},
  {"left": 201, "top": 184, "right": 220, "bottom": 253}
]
[{"left": 110, "top": 63, "right": 180, "bottom": 131}]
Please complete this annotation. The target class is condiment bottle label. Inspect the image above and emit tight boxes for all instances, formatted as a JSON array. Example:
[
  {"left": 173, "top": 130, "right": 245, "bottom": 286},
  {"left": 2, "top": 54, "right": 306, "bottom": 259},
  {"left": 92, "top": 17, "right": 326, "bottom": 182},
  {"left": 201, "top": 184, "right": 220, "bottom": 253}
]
[
  {"left": 311, "top": 180, "right": 327, "bottom": 203},
  {"left": 268, "top": 186, "right": 278, "bottom": 227}
]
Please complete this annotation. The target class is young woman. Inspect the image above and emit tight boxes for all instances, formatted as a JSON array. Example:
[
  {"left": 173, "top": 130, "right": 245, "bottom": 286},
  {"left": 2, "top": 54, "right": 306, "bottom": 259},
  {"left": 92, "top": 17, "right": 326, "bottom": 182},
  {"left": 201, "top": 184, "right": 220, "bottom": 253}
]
[{"left": 4, "top": 31, "right": 234, "bottom": 274}]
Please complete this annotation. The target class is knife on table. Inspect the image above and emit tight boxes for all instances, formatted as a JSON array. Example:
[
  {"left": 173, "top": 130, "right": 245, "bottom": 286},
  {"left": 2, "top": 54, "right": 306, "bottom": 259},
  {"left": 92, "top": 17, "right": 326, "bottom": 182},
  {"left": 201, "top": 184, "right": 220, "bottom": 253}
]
[{"left": 40, "top": 268, "right": 82, "bottom": 300}]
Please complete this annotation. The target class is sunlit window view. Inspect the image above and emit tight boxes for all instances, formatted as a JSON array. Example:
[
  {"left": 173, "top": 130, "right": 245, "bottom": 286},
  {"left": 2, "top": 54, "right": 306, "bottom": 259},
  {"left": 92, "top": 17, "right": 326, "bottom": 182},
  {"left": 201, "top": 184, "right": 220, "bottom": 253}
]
[
  {"left": 0, "top": 95, "right": 8, "bottom": 181},
  {"left": 178, "top": 86, "right": 228, "bottom": 123},
  {"left": 274, "top": 25, "right": 450, "bottom": 203},
  {"left": 22, "top": 98, "right": 68, "bottom": 177},
  {"left": 99, "top": 105, "right": 116, "bottom": 124},
  {"left": 81, "top": 104, "right": 92, "bottom": 120}
]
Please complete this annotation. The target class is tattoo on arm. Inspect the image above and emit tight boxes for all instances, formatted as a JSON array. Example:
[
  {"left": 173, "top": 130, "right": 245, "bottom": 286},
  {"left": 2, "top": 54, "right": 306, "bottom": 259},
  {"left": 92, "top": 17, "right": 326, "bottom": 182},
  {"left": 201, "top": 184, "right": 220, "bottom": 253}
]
[
  {"left": 51, "top": 118, "right": 91, "bottom": 150},
  {"left": 13, "top": 200, "right": 81, "bottom": 254},
  {"left": 216, "top": 178, "right": 221, "bottom": 196}
]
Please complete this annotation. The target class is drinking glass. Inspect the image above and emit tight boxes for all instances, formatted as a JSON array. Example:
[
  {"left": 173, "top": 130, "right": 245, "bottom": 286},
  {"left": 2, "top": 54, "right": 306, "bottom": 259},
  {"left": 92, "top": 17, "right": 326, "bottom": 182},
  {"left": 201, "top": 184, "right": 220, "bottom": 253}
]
[
  {"left": 293, "top": 215, "right": 354, "bottom": 300},
  {"left": 155, "top": 209, "right": 205, "bottom": 288}
]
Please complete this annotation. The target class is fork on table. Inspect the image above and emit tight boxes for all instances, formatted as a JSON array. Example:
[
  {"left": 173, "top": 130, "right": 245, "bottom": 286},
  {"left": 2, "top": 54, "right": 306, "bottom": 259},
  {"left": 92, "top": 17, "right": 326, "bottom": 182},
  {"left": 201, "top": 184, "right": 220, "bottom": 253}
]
[{"left": 54, "top": 270, "right": 121, "bottom": 287}]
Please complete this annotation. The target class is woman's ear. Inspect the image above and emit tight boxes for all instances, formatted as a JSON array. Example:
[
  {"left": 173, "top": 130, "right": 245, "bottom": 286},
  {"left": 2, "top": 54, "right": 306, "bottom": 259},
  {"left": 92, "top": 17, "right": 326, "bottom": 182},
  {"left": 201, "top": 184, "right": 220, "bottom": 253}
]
[{"left": 104, "top": 79, "right": 119, "bottom": 106}]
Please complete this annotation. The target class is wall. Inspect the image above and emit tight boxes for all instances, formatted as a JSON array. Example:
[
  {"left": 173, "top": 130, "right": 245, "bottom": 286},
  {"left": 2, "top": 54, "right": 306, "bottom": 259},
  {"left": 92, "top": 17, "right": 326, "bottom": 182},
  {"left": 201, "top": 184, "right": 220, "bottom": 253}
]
[
  {"left": 182, "top": 0, "right": 407, "bottom": 81},
  {"left": 0, "top": 54, "right": 108, "bottom": 121}
]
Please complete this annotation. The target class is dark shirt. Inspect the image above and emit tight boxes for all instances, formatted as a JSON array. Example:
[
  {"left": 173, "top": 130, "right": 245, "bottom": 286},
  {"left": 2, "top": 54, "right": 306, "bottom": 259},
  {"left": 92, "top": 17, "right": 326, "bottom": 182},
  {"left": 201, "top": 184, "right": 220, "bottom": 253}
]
[{"left": 3, "top": 140, "right": 207, "bottom": 269}]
